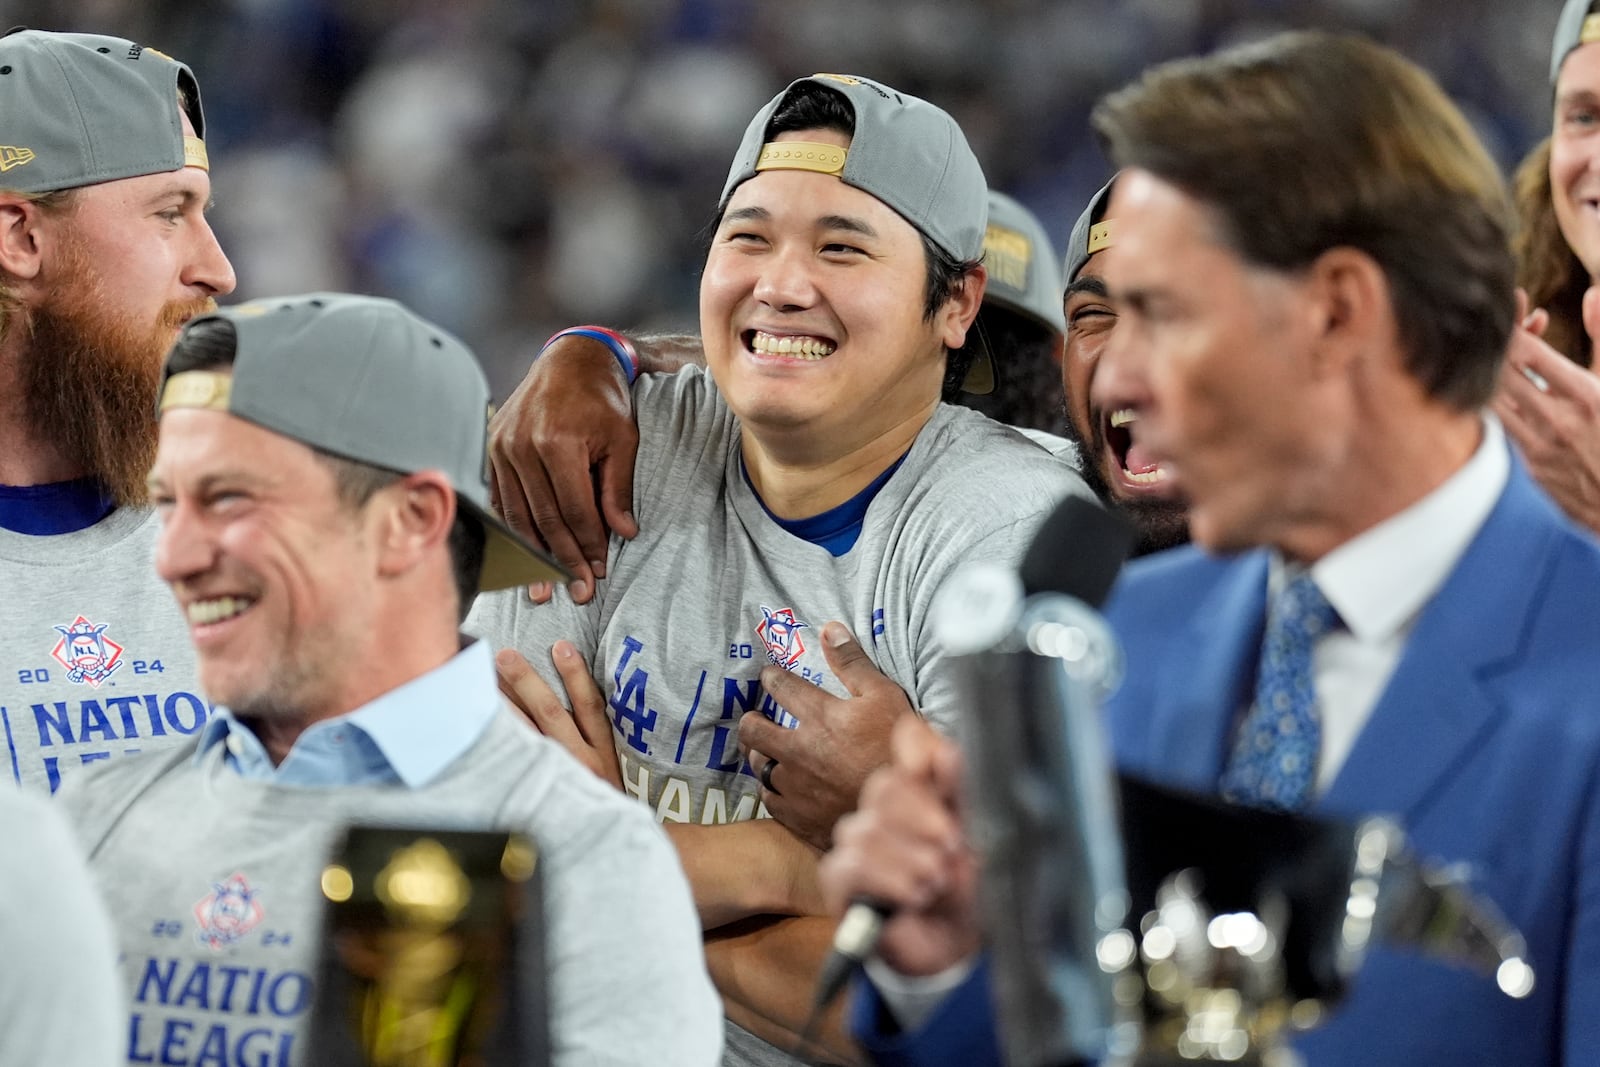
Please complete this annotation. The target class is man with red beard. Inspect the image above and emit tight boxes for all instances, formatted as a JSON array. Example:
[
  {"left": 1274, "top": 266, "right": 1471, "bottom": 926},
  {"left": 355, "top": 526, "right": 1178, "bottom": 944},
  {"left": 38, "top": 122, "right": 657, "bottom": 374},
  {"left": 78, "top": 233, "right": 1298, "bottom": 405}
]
[{"left": 0, "top": 28, "right": 235, "bottom": 793}]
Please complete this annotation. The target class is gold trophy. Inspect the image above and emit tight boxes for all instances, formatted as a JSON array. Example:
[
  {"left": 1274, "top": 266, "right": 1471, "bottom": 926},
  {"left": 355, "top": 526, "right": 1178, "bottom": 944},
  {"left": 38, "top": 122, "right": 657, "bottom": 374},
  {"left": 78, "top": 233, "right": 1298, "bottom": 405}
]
[{"left": 306, "top": 826, "right": 546, "bottom": 1067}]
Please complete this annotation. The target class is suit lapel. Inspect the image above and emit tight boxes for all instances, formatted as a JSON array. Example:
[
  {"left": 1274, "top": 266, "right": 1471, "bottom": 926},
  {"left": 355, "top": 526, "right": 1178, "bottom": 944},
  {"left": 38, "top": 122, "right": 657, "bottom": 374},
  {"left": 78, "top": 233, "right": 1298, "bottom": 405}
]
[
  {"left": 1320, "top": 463, "right": 1557, "bottom": 822},
  {"left": 1144, "top": 552, "right": 1271, "bottom": 791}
]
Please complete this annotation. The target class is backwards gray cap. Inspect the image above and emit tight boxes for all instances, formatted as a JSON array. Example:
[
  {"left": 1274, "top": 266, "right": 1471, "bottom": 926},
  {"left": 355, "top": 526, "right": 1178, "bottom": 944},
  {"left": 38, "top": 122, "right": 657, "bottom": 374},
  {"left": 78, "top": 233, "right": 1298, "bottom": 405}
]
[
  {"left": 157, "top": 293, "right": 569, "bottom": 593},
  {"left": 721, "top": 74, "right": 988, "bottom": 261},
  {"left": 1064, "top": 177, "right": 1118, "bottom": 285},
  {"left": 981, "top": 190, "right": 1066, "bottom": 342},
  {"left": 0, "top": 28, "right": 207, "bottom": 193},
  {"left": 1553, "top": 0, "right": 1600, "bottom": 85},
  {"left": 720, "top": 73, "right": 990, "bottom": 389}
]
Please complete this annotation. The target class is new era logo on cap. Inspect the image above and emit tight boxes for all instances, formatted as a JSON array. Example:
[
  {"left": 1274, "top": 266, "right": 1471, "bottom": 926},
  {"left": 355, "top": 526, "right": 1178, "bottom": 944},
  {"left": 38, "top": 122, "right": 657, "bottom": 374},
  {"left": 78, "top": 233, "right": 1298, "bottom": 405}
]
[{"left": 0, "top": 29, "right": 205, "bottom": 192}]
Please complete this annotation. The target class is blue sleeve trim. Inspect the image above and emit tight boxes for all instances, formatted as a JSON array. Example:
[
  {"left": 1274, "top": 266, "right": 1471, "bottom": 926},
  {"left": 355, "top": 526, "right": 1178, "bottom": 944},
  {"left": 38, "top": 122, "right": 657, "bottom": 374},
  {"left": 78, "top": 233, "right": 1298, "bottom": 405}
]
[{"left": 849, "top": 956, "right": 1005, "bottom": 1067}]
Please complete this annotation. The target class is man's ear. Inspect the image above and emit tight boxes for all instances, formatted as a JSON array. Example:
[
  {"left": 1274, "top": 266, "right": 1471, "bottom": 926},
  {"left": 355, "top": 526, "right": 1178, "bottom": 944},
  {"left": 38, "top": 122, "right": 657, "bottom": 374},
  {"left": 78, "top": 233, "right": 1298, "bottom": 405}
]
[
  {"left": 0, "top": 194, "right": 49, "bottom": 283},
  {"left": 937, "top": 265, "right": 987, "bottom": 350},
  {"left": 1303, "top": 246, "right": 1391, "bottom": 381},
  {"left": 375, "top": 471, "right": 456, "bottom": 579}
]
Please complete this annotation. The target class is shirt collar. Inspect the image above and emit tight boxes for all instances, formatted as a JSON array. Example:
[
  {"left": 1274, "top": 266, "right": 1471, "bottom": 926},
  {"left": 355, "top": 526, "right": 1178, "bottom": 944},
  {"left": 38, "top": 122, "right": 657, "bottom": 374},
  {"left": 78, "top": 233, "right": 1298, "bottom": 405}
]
[
  {"left": 1272, "top": 416, "right": 1509, "bottom": 642},
  {"left": 195, "top": 640, "right": 502, "bottom": 788}
]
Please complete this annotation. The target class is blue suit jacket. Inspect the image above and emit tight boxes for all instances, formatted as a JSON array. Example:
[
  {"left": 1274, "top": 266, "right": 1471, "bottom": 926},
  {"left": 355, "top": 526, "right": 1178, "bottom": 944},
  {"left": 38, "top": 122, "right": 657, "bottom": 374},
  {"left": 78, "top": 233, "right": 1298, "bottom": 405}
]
[{"left": 855, "top": 456, "right": 1600, "bottom": 1066}]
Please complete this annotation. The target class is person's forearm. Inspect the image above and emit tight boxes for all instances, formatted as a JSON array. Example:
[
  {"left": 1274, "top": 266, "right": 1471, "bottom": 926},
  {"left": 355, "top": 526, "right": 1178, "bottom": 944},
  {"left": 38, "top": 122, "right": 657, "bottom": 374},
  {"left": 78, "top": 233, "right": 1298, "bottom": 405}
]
[
  {"left": 707, "top": 916, "right": 865, "bottom": 1066},
  {"left": 631, "top": 332, "right": 706, "bottom": 374},
  {"left": 666, "top": 818, "right": 825, "bottom": 929}
]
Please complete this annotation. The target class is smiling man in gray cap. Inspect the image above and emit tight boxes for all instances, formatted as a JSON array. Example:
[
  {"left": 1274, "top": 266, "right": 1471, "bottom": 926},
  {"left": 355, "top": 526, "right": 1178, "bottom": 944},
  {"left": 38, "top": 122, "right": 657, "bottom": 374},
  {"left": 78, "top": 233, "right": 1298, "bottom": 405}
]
[
  {"left": 58, "top": 293, "right": 723, "bottom": 1067},
  {"left": 470, "top": 74, "right": 1090, "bottom": 1064},
  {"left": 0, "top": 28, "right": 236, "bottom": 793}
]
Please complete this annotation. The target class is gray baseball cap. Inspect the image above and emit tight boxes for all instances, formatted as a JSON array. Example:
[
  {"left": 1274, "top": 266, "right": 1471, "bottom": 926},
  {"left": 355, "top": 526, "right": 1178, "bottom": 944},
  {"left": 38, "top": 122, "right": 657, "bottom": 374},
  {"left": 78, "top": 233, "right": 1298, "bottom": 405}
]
[
  {"left": 1064, "top": 177, "right": 1118, "bottom": 285},
  {"left": 157, "top": 293, "right": 569, "bottom": 593},
  {"left": 982, "top": 191, "right": 1066, "bottom": 337},
  {"left": 720, "top": 73, "right": 990, "bottom": 390},
  {"left": 721, "top": 73, "right": 988, "bottom": 262},
  {"left": 1554, "top": 0, "right": 1600, "bottom": 85},
  {"left": 0, "top": 28, "right": 207, "bottom": 193}
]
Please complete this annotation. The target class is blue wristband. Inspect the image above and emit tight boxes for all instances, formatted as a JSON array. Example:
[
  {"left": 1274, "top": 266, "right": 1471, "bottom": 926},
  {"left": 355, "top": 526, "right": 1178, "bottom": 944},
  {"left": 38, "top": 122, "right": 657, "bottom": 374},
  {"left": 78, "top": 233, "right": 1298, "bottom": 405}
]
[{"left": 541, "top": 325, "right": 639, "bottom": 385}]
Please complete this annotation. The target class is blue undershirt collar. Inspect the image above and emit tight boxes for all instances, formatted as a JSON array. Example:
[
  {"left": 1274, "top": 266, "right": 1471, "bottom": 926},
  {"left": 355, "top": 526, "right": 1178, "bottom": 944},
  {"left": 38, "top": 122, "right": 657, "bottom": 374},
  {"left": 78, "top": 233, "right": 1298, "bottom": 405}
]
[
  {"left": 742, "top": 454, "right": 908, "bottom": 556},
  {"left": 0, "top": 478, "right": 116, "bottom": 534}
]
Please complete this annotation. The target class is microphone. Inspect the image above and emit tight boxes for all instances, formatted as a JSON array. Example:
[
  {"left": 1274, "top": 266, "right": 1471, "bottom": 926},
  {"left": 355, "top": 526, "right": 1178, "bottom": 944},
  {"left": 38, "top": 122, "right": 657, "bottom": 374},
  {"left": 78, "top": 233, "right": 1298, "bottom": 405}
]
[
  {"left": 800, "top": 497, "right": 1136, "bottom": 1060},
  {"left": 813, "top": 899, "right": 892, "bottom": 1013},
  {"left": 1019, "top": 494, "right": 1137, "bottom": 603}
]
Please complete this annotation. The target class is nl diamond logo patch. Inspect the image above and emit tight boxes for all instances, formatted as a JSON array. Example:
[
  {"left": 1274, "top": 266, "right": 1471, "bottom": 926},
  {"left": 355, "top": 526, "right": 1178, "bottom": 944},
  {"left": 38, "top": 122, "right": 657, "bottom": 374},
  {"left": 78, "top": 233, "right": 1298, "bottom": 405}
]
[{"left": 51, "top": 615, "right": 125, "bottom": 687}]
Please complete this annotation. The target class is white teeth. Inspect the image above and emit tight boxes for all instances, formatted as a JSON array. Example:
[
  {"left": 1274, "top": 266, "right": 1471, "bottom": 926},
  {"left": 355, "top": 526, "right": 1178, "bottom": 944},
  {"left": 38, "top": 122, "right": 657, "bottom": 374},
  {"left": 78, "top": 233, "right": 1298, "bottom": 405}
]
[
  {"left": 750, "top": 330, "right": 836, "bottom": 360},
  {"left": 1125, "top": 467, "right": 1168, "bottom": 485},
  {"left": 187, "top": 596, "right": 254, "bottom": 625},
  {"left": 1109, "top": 409, "right": 1138, "bottom": 428}
]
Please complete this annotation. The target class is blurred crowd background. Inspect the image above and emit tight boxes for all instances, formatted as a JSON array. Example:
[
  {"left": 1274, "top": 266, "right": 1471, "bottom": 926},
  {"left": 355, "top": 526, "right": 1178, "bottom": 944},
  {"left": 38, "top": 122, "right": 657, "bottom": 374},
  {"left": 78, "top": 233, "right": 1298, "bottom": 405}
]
[{"left": 0, "top": 0, "right": 1562, "bottom": 396}]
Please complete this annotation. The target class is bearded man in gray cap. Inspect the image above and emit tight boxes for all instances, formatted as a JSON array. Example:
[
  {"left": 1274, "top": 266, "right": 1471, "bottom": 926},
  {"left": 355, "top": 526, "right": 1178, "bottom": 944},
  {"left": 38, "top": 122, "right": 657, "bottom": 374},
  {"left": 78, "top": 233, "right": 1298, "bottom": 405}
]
[
  {"left": 0, "top": 28, "right": 235, "bottom": 794},
  {"left": 469, "top": 74, "right": 1091, "bottom": 1064},
  {"left": 1056, "top": 176, "right": 1189, "bottom": 555},
  {"left": 59, "top": 292, "right": 723, "bottom": 1067}
]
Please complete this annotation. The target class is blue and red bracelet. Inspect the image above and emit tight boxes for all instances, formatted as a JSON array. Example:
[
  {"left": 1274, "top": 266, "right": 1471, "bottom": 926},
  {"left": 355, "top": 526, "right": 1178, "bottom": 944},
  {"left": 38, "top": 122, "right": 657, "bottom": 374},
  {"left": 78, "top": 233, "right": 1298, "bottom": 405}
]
[{"left": 540, "top": 325, "right": 639, "bottom": 385}]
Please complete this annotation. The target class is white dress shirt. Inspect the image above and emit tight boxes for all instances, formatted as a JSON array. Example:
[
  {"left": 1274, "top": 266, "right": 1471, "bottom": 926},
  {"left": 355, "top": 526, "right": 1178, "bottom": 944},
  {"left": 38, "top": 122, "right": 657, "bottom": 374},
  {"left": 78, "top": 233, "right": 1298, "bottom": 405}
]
[{"left": 1286, "top": 416, "right": 1509, "bottom": 791}]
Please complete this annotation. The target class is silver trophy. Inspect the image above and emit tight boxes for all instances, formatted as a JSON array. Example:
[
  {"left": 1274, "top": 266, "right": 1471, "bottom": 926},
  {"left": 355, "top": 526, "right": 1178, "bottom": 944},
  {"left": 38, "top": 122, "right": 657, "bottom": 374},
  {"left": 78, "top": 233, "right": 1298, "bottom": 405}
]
[{"left": 1109, "top": 777, "right": 1533, "bottom": 1067}]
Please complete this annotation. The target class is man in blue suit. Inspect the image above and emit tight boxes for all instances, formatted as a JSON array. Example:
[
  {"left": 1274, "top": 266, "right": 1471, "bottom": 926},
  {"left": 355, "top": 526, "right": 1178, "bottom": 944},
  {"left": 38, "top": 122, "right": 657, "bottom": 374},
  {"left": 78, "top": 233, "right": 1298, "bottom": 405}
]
[{"left": 821, "top": 30, "right": 1600, "bottom": 1067}]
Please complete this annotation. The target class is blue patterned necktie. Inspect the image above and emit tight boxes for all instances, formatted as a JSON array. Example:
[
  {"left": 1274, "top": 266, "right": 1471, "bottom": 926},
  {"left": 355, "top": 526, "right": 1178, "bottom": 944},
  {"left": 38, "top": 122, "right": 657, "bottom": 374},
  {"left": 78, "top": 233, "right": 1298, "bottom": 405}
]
[{"left": 1219, "top": 572, "right": 1341, "bottom": 811}]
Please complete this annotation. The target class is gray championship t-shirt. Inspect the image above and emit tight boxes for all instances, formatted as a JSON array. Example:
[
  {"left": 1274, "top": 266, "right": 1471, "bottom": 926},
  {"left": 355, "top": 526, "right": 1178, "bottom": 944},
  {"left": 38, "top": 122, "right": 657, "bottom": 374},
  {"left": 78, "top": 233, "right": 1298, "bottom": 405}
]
[
  {"left": 0, "top": 507, "right": 205, "bottom": 794},
  {"left": 59, "top": 708, "right": 724, "bottom": 1067},
  {"left": 470, "top": 366, "right": 1093, "bottom": 1065}
]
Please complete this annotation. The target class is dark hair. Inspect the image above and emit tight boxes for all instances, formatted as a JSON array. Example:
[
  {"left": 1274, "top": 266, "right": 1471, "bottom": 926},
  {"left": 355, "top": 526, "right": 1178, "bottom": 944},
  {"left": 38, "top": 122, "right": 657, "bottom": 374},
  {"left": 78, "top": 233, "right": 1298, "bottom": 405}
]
[
  {"left": 955, "top": 306, "right": 1065, "bottom": 433},
  {"left": 164, "top": 318, "right": 487, "bottom": 621},
  {"left": 177, "top": 75, "right": 202, "bottom": 136},
  {"left": 1514, "top": 136, "right": 1591, "bottom": 367},
  {"left": 764, "top": 81, "right": 858, "bottom": 152},
  {"left": 758, "top": 81, "right": 985, "bottom": 401},
  {"left": 1093, "top": 31, "right": 1516, "bottom": 410}
]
